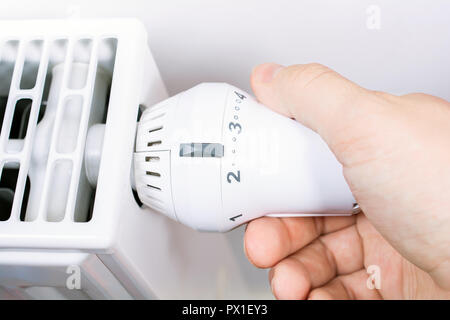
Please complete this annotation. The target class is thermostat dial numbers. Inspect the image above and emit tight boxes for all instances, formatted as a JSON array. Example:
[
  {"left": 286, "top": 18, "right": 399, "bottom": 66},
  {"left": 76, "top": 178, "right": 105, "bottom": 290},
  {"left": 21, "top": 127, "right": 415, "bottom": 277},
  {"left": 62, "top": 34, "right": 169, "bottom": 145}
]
[
  {"left": 225, "top": 90, "right": 246, "bottom": 185},
  {"left": 227, "top": 91, "right": 245, "bottom": 137},
  {"left": 223, "top": 90, "right": 248, "bottom": 226}
]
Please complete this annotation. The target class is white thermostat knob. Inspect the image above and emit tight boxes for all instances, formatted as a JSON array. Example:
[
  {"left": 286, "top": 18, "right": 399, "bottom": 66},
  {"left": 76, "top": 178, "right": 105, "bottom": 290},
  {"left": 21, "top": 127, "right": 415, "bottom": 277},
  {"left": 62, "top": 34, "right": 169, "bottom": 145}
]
[{"left": 134, "top": 83, "right": 356, "bottom": 232}]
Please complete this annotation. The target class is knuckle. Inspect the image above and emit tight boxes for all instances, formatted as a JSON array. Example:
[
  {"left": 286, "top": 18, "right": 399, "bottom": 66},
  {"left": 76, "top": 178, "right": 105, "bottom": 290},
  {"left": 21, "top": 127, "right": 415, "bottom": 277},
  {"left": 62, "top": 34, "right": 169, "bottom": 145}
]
[
  {"left": 284, "top": 63, "right": 333, "bottom": 88},
  {"left": 273, "top": 256, "right": 298, "bottom": 274},
  {"left": 371, "top": 90, "right": 392, "bottom": 100},
  {"left": 369, "top": 90, "right": 401, "bottom": 106},
  {"left": 406, "top": 92, "right": 428, "bottom": 98},
  {"left": 402, "top": 92, "right": 450, "bottom": 109}
]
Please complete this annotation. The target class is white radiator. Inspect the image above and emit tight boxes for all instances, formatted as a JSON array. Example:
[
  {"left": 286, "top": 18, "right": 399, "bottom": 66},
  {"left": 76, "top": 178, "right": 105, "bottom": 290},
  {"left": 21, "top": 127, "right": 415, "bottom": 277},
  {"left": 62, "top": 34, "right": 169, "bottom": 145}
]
[{"left": 0, "top": 18, "right": 257, "bottom": 300}]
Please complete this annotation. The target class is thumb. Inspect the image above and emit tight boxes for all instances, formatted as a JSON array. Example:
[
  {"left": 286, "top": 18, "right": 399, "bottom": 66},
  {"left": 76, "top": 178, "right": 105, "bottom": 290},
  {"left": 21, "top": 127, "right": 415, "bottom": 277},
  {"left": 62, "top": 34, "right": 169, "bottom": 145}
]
[{"left": 250, "top": 63, "right": 376, "bottom": 157}]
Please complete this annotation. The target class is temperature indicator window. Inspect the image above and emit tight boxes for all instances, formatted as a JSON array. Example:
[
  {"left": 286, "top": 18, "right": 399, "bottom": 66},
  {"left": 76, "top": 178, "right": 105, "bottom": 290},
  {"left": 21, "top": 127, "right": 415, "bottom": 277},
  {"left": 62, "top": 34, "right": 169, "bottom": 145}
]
[{"left": 179, "top": 143, "right": 224, "bottom": 158}]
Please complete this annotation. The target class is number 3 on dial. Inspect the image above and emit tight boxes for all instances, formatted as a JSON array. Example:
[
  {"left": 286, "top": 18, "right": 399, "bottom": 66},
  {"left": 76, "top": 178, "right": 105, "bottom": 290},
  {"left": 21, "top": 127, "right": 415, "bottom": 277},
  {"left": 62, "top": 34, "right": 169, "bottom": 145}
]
[
  {"left": 227, "top": 170, "right": 240, "bottom": 183},
  {"left": 229, "top": 122, "right": 242, "bottom": 134}
]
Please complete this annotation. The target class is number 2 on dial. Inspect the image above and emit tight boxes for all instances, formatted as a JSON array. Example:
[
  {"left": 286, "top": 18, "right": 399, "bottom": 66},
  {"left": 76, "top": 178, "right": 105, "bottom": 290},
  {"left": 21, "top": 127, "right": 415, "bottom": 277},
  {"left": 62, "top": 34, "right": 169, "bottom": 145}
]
[{"left": 227, "top": 170, "right": 240, "bottom": 183}]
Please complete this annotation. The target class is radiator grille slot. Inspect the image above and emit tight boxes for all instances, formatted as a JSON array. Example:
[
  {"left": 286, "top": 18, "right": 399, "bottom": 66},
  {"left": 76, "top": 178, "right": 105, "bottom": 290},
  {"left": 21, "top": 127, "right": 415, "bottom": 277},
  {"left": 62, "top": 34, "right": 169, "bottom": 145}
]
[
  {"left": 68, "top": 39, "right": 93, "bottom": 89},
  {"left": 0, "top": 163, "right": 19, "bottom": 221},
  {"left": 8, "top": 98, "right": 32, "bottom": 141},
  {"left": 19, "top": 40, "right": 44, "bottom": 90}
]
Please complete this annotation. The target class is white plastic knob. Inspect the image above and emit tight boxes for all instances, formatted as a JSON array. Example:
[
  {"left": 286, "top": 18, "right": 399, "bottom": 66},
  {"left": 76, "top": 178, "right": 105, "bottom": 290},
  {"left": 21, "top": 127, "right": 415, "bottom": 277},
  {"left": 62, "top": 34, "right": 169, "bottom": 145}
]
[{"left": 134, "top": 83, "right": 356, "bottom": 232}]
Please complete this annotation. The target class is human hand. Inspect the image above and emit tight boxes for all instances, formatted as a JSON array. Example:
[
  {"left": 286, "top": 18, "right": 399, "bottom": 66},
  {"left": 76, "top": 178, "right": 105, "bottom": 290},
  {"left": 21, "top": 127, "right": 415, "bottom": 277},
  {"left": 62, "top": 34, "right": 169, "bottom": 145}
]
[{"left": 244, "top": 63, "right": 450, "bottom": 299}]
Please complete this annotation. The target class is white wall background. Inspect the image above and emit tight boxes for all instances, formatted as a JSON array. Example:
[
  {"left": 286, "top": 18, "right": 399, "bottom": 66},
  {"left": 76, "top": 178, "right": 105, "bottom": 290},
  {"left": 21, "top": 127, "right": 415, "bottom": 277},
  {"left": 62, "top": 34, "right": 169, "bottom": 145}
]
[
  {"left": 0, "top": 0, "right": 448, "bottom": 298},
  {"left": 1, "top": 0, "right": 449, "bottom": 98}
]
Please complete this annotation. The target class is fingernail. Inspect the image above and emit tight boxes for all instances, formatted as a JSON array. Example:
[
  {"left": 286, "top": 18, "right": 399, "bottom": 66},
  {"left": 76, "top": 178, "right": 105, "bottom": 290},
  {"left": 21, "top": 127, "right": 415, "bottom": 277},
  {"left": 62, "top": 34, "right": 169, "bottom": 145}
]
[{"left": 253, "top": 63, "right": 283, "bottom": 83}]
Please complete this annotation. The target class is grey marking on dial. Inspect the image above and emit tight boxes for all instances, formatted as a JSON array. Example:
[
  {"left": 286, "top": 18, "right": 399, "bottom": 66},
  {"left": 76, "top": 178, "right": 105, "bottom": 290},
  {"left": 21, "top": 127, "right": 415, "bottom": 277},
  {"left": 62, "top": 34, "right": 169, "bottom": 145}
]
[{"left": 179, "top": 143, "right": 224, "bottom": 158}]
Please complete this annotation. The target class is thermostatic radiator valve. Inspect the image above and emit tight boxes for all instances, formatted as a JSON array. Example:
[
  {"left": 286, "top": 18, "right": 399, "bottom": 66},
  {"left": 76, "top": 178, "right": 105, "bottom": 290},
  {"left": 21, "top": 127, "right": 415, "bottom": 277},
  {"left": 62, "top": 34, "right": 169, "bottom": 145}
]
[{"left": 134, "top": 83, "right": 357, "bottom": 232}]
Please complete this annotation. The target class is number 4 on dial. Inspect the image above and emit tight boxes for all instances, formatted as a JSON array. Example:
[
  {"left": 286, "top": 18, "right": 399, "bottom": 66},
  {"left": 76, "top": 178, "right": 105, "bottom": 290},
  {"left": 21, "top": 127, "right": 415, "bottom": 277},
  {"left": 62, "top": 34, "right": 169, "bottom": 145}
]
[{"left": 234, "top": 91, "right": 246, "bottom": 100}]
